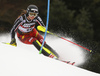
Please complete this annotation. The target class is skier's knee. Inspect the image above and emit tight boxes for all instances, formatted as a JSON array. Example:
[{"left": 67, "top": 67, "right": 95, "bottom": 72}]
[{"left": 33, "top": 40, "right": 59, "bottom": 59}]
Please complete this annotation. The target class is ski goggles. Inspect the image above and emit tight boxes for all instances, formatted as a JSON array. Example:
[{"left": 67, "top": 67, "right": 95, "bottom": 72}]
[{"left": 29, "top": 12, "right": 38, "bottom": 17}]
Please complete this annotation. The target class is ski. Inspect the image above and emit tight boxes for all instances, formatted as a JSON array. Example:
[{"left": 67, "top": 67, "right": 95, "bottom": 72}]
[
  {"left": 49, "top": 54, "right": 75, "bottom": 65},
  {"left": 2, "top": 42, "right": 17, "bottom": 47},
  {"left": 62, "top": 61, "right": 75, "bottom": 65}
]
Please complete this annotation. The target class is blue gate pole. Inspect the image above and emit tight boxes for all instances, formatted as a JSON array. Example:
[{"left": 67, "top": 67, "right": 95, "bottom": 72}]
[{"left": 39, "top": 0, "right": 50, "bottom": 54}]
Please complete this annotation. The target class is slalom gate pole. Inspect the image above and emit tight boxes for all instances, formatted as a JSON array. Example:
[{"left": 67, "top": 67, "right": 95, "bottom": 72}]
[
  {"left": 39, "top": 0, "right": 50, "bottom": 54},
  {"left": 37, "top": 26, "right": 92, "bottom": 53}
]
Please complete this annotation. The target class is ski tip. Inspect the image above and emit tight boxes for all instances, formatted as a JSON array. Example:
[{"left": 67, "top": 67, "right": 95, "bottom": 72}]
[
  {"left": 62, "top": 61, "right": 75, "bottom": 65},
  {"left": 2, "top": 42, "right": 17, "bottom": 47},
  {"left": 72, "top": 62, "right": 75, "bottom": 65}
]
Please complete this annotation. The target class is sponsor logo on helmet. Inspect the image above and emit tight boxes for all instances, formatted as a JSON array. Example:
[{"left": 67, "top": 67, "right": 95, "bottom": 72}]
[{"left": 31, "top": 9, "right": 38, "bottom": 12}]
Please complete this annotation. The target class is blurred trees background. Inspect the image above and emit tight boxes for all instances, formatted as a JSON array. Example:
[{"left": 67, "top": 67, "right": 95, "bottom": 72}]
[{"left": 0, "top": 0, "right": 100, "bottom": 73}]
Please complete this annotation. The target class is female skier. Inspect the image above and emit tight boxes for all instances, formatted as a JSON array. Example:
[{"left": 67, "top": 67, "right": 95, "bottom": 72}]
[{"left": 10, "top": 5, "right": 59, "bottom": 59}]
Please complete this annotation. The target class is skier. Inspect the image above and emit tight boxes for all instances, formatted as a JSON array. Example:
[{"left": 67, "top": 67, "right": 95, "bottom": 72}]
[{"left": 10, "top": 5, "right": 59, "bottom": 59}]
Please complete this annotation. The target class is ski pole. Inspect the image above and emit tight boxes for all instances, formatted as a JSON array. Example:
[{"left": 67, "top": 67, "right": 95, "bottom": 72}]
[{"left": 37, "top": 25, "right": 92, "bottom": 52}]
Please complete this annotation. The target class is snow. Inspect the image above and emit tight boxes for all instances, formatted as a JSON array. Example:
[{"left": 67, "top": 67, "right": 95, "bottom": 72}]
[{"left": 0, "top": 33, "right": 100, "bottom": 76}]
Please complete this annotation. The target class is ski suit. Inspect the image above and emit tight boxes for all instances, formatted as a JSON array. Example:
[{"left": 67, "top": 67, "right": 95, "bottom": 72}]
[
  {"left": 11, "top": 14, "right": 46, "bottom": 44},
  {"left": 11, "top": 14, "right": 59, "bottom": 58}
]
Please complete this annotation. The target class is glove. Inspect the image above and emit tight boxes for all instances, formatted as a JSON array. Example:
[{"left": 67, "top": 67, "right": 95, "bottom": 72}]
[{"left": 10, "top": 38, "right": 17, "bottom": 46}]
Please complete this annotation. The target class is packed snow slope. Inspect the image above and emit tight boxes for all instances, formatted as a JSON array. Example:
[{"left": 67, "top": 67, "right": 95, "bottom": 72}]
[
  {"left": 0, "top": 33, "right": 100, "bottom": 76},
  {"left": 0, "top": 42, "right": 100, "bottom": 76}
]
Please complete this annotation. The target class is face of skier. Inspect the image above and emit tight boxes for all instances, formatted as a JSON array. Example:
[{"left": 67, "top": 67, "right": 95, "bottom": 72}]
[{"left": 28, "top": 12, "right": 37, "bottom": 20}]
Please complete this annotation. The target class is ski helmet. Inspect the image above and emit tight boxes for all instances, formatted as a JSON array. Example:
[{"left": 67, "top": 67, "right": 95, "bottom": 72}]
[{"left": 27, "top": 5, "right": 39, "bottom": 15}]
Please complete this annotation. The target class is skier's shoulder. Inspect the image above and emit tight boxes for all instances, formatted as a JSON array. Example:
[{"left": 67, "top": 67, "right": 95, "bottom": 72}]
[
  {"left": 16, "top": 15, "right": 23, "bottom": 22},
  {"left": 35, "top": 16, "right": 45, "bottom": 27},
  {"left": 17, "top": 14, "right": 27, "bottom": 21},
  {"left": 36, "top": 16, "right": 42, "bottom": 21},
  {"left": 14, "top": 14, "right": 25, "bottom": 25}
]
